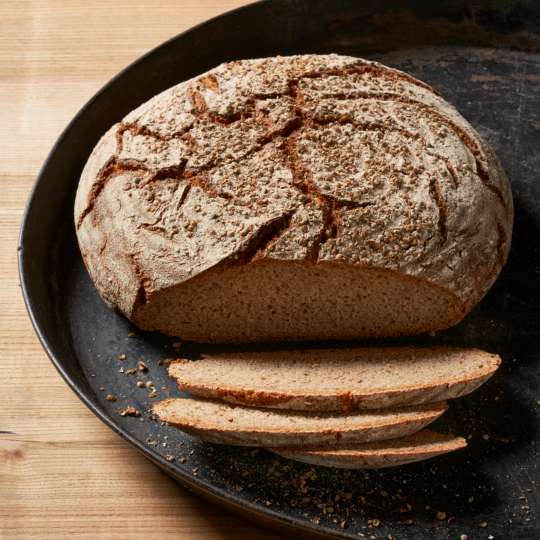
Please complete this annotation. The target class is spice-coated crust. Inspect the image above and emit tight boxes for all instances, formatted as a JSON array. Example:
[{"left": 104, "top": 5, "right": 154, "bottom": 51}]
[
  {"left": 74, "top": 54, "right": 513, "bottom": 334},
  {"left": 271, "top": 430, "right": 467, "bottom": 469},
  {"left": 152, "top": 398, "right": 447, "bottom": 447},
  {"left": 168, "top": 347, "right": 501, "bottom": 411}
]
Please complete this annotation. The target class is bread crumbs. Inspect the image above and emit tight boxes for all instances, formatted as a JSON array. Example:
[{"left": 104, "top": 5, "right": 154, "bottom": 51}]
[
  {"left": 119, "top": 406, "right": 140, "bottom": 417},
  {"left": 138, "top": 360, "right": 148, "bottom": 372}
]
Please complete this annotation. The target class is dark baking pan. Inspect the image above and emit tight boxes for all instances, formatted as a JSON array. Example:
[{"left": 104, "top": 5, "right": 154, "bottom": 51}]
[{"left": 18, "top": 0, "right": 540, "bottom": 538}]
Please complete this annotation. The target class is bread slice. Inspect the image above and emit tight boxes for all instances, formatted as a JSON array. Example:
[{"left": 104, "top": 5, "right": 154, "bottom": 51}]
[
  {"left": 168, "top": 347, "right": 501, "bottom": 411},
  {"left": 271, "top": 430, "right": 466, "bottom": 469},
  {"left": 152, "top": 398, "right": 447, "bottom": 447}
]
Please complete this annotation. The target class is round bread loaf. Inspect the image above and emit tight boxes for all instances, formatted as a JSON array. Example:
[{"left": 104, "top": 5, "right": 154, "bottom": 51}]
[{"left": 75, "top": 54, "right": 513, "bottom": 343}]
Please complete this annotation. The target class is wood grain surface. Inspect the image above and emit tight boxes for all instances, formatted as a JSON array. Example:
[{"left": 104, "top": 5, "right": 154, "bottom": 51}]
[{"left": 0, "top": 1, "right": 285, "bottom": 538}]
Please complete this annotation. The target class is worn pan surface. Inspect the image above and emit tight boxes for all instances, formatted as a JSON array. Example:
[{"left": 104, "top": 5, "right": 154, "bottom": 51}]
[{"left": 19, "top": 1, "right": 540, "bottom": 538}]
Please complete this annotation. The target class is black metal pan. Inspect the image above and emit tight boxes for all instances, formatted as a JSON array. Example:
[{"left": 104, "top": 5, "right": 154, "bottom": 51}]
[{"left": 19, "top": 1, "right": 540, "bottom": 538}]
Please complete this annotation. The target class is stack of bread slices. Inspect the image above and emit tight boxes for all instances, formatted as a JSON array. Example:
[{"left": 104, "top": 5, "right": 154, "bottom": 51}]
[{"left": 153, "top": 346, "right": 500, "bottom": 469}]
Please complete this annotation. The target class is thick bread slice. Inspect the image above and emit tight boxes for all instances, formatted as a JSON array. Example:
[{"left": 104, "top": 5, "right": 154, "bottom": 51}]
[
  {"left": 271, "top": 430, "right": 466, "bottom": 469},
  {"left": 169, "top": 346, "right": 500, "bottom": 411},
  {"left": 152, "top": 398, "right": 447, "bottom": 447}
]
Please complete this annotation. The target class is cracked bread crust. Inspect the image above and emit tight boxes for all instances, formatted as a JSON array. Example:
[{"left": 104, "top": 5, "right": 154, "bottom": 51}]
[{"left": 74, "top": 54, "right": 513, "bottom": 339}]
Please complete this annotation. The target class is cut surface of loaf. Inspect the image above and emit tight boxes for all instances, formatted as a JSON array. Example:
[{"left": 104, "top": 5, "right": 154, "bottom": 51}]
[
  {"left": 169, "top": 346, "right": 500, "bottom": 411},
  {"left": 75, "top": 54, "right": 513, "bottom": 343},
  {"left": 272, "top": 430, "right": 466, "bottom": 469},
  {"left": 152, "top": 398, "right": 447, "bottom": 447}
]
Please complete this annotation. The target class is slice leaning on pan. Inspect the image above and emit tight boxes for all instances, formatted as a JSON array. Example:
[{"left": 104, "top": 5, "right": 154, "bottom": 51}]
[
  {"left": 168, "top": 347, "right": 501, "bottom": 411},
  {"left": 271, "top": 430, "right": 467, "bottom": 469},
  {"left": 152, "top": 398, "right": 447, "bottom": 447}
]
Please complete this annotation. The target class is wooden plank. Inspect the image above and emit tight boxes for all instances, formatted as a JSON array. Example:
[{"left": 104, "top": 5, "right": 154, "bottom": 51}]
[{"left": 0, "top": 1, "right": 284, "bottom": 538}]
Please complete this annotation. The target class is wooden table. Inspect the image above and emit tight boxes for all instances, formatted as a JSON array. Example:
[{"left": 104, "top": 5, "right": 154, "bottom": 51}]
[{"left": 0, "top": 2, "right": 284, "bottom": 538}]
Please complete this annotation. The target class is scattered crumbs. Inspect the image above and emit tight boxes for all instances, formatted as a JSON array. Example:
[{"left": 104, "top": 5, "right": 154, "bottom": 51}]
[
  {"left": 460, "top": 535, "right": 468, "bottom": 540},
  {"left": 480, "top": 521, "right": 488, "bottom": 528},
  {"left": 367, "top": 518, "right": 380, "bottom": 528},
  {"left": 148, "top": 390, "right": 158, "bottom": 398},
  {"left": 310, "top": 517, "right": 320, "bottom": 525},
  {"left": 127, "top": 332, "right": 136, "bottom": 337},
  {"left": 537, "top": 400, "right": 540, "bottom": 405},
  {"left": 145, "top": 380, "right": 154, "bottom": 388},
  {"left": 146, "top": 437, "right": 158, "bottom": 446},
  {"left": 488, "top": 536, "right": 494, "bottom": 540},
  {"left": 192, "top": 467, "right": 199, "bottom": 476},
  {"left": 340, "top": 521, "right": 348, "bottom": 529},
  {"left": 467, "top": 434, "right": 473, "bottom": 440},
  {"left": 99, "top": 386, "right": 105, "bottom": 391},
  {"left": 404, "top": 519, "right": 414, "bottom": 525},
  {"left": 136, "top": 381, "right": 145, "bottom": 388},
  {"left": 119, "top": 367, "right": 125, "bottom": 373},
  {"left": 118, "top": 354, "right": 126, "bottom": 360},
  {"left": 105, "top": 394, "right": 117, "bottom": 402},
  {"left": 119, "top": 406, "right": 140, "bottom": 417},
  {"left": 483, "top": 434, "right": 490, "bottom": 441},
  {"left": 165, "top": 454, "right": 175, "bottom": 462},
  {"left": 179, "top": 456, "right": 187, "bottom": 464},
  {"left": 125, "top": 368, "right": 137, "bottom": 375},
  {"left": 138, "top": 360, "right": 148, "bottom": 372},
  {"left": 172, "top": 342, "right": 182, "bottom": 349},
  {"left": 265, "top": 501, "right": 272, "bottom": 507},
  {"left": 468, "top": 496, "right": 474, "bottom": 503},
  {"left": 436, "top": 511, "right": 446, "bottom": 521}
]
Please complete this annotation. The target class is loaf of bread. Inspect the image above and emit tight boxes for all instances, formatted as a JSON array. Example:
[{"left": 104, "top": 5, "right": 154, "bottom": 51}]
[
  {"left": 168, "top": 346, "right": 500, "bottom": 411},
  {"left": 271, "top": 430, "right": 466, "bottom": 469},
  {"left": 152, "top": 398, "right": 447, "bottom": 446},
  {"left": 75, "top": 54, "right": 513, "bottom": 342}
]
